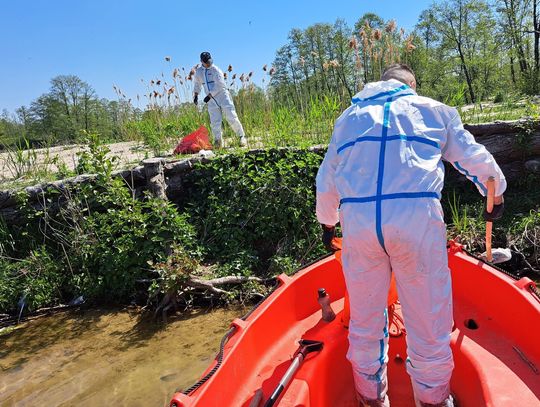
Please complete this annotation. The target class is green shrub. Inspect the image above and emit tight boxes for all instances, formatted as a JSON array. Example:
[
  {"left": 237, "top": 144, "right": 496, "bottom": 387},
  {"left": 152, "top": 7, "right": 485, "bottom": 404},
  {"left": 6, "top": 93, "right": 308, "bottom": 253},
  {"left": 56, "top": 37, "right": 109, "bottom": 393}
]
[
  {"left": 68, "top": 178, "right": 198, "bottom": 302},
  {"left": 0, "top": 248, "right": 65, "bottom": 313},
  {"left": 0, "top": 260, "right": 22, "bottom": 313},
  {"left": 1, "top": 135, "right": 200, "bottom": 312},
  {"left": 76, "top": 132, "right": 118, "bottom": 176},
  {"left": 493, "top": 91, "right": 505, "bottom": 104},
  {"left": 180, "top": 149, "right": 327, "bottom": 276}
]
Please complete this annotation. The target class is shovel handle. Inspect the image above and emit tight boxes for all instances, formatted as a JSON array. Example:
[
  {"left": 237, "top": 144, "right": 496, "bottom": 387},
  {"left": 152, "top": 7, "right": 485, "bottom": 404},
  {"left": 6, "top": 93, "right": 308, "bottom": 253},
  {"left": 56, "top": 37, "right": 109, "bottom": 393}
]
[
  {"left": 263, "top": 340, "right": 323, "bottom": 407},
  {"left": 486, "top": 177, "right": 495, "bottom": 262}
]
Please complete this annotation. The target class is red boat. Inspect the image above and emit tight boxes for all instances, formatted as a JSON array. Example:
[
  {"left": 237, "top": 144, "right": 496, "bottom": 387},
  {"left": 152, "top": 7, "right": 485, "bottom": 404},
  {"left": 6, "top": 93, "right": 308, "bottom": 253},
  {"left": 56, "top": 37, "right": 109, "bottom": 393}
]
[{"left": 170, "top": 242, "right": 540, "bottom": 406}]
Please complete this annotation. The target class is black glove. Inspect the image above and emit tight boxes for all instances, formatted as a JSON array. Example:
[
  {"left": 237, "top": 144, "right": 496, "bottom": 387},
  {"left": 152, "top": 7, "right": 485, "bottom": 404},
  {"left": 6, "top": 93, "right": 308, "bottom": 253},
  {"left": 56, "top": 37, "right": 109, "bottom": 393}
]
[
  {"left": 483, "top": 201, "right": 504, "bottom": 221},
  {"left": 203, "top": 95, "right": 211, "bottom": 103},
  {"left": 321, "top": 224, "right": 338, "bottom": 252},
  {"left": 193, "top": 95, "right": 198, "bottom": 105}
]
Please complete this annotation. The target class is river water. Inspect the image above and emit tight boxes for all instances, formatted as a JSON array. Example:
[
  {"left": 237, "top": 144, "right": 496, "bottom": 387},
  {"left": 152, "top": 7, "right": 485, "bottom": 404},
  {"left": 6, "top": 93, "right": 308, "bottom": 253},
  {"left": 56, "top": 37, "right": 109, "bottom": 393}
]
[{"left": 0, "top": 307, "right": 244, "bottom": 406}]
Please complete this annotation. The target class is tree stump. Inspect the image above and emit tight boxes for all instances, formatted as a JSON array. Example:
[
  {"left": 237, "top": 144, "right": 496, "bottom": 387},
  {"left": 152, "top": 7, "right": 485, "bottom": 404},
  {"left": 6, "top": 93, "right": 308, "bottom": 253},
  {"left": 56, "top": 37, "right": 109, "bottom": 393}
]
[{"left": 142, "top": 158, "right": 167, "bottom": 199}]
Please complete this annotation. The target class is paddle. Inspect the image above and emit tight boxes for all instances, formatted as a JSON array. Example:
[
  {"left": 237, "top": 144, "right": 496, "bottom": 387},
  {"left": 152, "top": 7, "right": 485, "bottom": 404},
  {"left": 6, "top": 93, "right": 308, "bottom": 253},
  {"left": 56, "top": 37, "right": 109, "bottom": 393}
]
[{"left": 262, "top": 339, "right": 324, "bottom": 407}]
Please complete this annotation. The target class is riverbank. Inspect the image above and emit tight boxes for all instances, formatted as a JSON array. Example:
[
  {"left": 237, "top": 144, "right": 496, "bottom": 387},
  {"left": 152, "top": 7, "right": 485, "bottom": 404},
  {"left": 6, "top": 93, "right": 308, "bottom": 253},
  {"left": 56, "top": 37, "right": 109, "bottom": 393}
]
[{"left": 1, "top": 141, "right": 539, "bottom": 316}]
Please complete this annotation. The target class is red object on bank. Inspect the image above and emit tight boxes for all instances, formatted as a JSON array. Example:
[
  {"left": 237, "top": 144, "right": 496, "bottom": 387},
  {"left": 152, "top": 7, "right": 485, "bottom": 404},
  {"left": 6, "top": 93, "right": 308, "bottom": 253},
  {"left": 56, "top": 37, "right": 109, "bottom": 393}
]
[{"left": 173, "top": 126, "right": 212, "bottom": 154}]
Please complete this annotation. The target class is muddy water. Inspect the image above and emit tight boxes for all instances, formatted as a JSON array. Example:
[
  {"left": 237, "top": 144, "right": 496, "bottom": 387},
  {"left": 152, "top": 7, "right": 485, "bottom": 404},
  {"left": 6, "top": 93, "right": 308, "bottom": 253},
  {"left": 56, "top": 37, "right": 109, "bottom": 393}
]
[{"left": 0, "top": 307, "right": 244, "bottom": 406}]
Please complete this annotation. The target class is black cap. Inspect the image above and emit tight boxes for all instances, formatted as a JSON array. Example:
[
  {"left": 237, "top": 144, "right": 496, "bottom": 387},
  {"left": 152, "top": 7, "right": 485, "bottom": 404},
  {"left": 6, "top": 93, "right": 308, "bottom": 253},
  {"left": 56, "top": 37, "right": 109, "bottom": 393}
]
[{"left": 200, "top": 52, "right": 212, "bottom": 64}]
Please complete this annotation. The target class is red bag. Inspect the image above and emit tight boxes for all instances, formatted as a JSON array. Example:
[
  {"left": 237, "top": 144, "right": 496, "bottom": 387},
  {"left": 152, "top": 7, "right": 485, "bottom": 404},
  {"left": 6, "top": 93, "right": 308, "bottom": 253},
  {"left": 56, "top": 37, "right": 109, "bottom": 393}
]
[{"left": 173, "top": 125, "right": 212, "bottom": 154}]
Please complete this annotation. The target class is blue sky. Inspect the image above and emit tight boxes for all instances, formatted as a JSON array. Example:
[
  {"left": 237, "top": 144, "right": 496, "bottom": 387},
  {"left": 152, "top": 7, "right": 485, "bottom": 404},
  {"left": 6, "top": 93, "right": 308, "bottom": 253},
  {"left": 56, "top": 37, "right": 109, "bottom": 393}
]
[{"left": 1, "top": 0, "right": 433, "bottom": 114}]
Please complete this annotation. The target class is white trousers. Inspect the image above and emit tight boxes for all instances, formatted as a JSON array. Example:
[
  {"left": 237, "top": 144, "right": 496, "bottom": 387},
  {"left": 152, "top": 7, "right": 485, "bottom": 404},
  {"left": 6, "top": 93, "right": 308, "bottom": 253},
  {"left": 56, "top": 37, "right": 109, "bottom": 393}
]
[
  {"left": 341, "top": 198, "right": 454, "bottom": 405},
  {"left": 207, "top": 91, "right": 245, "bottom": 142}
]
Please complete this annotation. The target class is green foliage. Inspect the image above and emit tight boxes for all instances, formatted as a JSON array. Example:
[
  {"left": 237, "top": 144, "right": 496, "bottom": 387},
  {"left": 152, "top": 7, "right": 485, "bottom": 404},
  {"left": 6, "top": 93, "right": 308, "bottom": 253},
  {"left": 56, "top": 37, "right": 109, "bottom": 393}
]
[
  {"left": 1, "top": 76, "right": 138, "bottom": 149},
  {"left": 0, "top": 135, "right": 199, "bottom": 312},
  {"left": 448, "top": 190, "right": 470, "bottom": 237},
  {"left": 1, "top": 147, "right": 331, "bottom": 313},
  {"left": 0, "top": 247, "right": 65, "bottom": 312},
  {"left": 0, "top": 217, "right": 15, "bottom": 256},
  {"left": 493, "top": 91, "right": 505, "bottom": 104},
  {"left": 123, "top": 106, "right": 209, "bottom": 156},
  {"left": 180, "top": 149, "right": 327, "bottom": 276},
  {"left": 515, "top": 102, "right": 540, "bottom": 149},
  {"left": 2, "top": 144, "right": 540, "bottom": 313},
  {"left": 76, "top": 132, "right": 118, "bottom": 177},
  {"left": 148, "top": 244, "right": 199, "bottom": 297},
  {"left": 69, "top": 179, "right": 198, "bottom": 301},
  {"left": 1, "top": 138, "right": 38, "bottom": 179},
  {"left": 267, "top": 255, "right": 301, "bottom": 276},
  {"left": 0, "top": 260, "right": 19, "bottom": 313}
]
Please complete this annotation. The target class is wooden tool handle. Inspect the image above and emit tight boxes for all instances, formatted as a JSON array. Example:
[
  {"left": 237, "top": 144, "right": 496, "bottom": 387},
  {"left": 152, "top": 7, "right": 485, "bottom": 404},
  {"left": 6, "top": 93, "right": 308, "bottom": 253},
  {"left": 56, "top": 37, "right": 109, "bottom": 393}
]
[
  {"left": 486, "top": 177, "right": 495, "bottom": 214},
  {"left": 486, "top": 177, "right": 495, "bottom": 262}
]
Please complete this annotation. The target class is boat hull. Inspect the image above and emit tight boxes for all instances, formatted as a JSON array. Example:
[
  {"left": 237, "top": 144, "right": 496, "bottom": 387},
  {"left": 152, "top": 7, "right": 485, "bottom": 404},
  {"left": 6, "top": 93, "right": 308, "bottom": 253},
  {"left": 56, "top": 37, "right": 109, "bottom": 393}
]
[{"left": 170, "top": 244, "right": 540, "bottom": 407}]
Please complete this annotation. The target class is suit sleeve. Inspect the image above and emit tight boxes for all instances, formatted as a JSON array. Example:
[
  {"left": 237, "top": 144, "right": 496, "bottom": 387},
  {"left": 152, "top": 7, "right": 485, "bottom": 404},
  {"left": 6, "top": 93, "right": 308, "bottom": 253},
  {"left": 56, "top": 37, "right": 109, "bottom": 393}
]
[
  {"left": 316, "top": 134, "right": 340, "bottom": 226},
  {"left": 193, "top": 71, "right": 202, "bottom": 95},
  {"left": 440, "top": 106, "right": 506, "bottom": 196}
]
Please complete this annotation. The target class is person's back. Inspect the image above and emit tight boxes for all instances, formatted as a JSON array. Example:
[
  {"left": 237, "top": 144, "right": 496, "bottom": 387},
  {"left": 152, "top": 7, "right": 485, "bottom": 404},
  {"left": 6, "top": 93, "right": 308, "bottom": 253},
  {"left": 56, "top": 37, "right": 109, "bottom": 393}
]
[
  {"left": 321, "top": 78, "right": 502, "bottom": 223},
  {"left": 316, "top": 64, "right": 505, "bottom": 407}
]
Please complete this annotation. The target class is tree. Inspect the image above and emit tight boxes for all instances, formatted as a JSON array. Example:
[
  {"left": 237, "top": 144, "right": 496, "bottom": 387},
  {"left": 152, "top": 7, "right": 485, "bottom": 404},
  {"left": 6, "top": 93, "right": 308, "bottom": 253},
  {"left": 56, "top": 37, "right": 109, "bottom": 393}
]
[
  {"left": 270, "top": 20, "right": 357, "bottom": 108},
  {"left": 424, "top": 0, "right": 500, "bottom": 103},
  {"left": 269, "top": 15, "right": 411, "bottom": 107},
  {"left": 21, "top": 75, "right": 125, "bottom": 145}
]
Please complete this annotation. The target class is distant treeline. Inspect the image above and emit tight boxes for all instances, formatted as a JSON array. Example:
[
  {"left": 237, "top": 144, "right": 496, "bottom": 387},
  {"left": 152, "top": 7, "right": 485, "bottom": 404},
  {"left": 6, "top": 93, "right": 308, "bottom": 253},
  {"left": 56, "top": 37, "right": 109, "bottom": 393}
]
[
  {"left": 1, "top": 0, "right": 539, "bottom": 148},
  {"left": 0, "top": 75, "right": 139, "bottom": 149},
  {"left": 270, "top": 0, "right": 540, "bottom": 107}
]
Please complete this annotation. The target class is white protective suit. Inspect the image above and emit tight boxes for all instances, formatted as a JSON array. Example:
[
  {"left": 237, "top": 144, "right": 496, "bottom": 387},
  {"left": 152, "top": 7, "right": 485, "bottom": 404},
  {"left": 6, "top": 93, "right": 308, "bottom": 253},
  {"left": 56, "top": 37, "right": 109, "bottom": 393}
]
[
  {"left": 316, "top": 79, "right": 506, "bottom": 405},
  {"left": 193, "top": 64, "right": 246, "bottom": 145}
]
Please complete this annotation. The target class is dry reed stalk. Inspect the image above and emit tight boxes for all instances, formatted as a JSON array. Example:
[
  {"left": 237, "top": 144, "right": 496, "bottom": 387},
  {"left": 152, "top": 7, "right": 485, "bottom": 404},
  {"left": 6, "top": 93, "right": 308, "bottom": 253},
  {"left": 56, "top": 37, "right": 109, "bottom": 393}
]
[{"left": 385, "top": 20, "right": 396, "bottom": 33}]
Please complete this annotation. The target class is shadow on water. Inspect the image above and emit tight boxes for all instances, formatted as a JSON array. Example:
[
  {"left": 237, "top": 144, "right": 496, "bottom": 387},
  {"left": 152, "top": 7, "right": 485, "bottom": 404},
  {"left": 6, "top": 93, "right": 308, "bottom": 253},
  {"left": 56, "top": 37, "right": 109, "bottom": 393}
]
[
  {"left": 0, "top": 306, "right": 245, "bottom": 407},
  {"left": 0, "top": 308, "right": 103, "bottom": 362},
  {"left": 112, "top": 307, "right": 210, "bottom": 351}
]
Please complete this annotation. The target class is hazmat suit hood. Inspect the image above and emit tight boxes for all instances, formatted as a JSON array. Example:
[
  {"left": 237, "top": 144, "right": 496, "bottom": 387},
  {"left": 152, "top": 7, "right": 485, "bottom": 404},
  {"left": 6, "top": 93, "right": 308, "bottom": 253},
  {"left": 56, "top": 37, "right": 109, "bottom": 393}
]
[{"left": 352, "top": 79, "right": 417, "bottom": 103}]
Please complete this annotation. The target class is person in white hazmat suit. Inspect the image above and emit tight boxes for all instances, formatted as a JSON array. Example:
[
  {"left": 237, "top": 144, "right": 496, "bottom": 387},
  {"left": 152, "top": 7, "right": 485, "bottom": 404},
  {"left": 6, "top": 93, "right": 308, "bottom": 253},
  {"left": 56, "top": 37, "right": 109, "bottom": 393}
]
[
  {"left": 193, "top": 52, "right": 247, "bottom": 148},
  {"left": 316, "top": 64, "right": 506, "bottom": 407}
]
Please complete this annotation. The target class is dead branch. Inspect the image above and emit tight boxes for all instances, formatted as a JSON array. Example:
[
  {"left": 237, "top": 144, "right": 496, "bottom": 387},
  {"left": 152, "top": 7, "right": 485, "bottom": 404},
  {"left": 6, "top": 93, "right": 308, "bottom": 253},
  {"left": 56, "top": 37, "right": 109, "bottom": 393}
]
[{"left": 149, "top": 274, "right": 274, "bottom": 322}]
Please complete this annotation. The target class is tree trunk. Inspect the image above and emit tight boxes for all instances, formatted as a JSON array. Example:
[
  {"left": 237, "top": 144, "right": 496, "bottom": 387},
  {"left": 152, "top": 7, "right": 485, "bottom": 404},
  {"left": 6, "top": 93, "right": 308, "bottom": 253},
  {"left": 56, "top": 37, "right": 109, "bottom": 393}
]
[
  {"left": 457, "top": 43, "right": 476, "bottom": 102},
  {"left": 534, "top": 0, "right": 539, "bottom": 74},
  {"left": 510, "top": 55, "right": 516, "bottom": 84}
]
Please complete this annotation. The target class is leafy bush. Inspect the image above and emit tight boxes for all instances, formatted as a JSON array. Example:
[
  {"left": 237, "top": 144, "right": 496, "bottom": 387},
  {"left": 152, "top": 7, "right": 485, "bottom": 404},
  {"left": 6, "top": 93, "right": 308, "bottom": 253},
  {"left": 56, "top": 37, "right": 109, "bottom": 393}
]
[
  {"left": 0, "top": 260, "right": 21, "bottom": 313},
  {"left": 68, "top": 177, "right": 198, "bottom": 302},
  {"left": 0, "top": 248, "right": 65, "bottom": 313},
  {"left": 148, "top": 243, "right": 199, "bottom": 298},
  {"left": 76, "top": 132, "right": 118, "bottom": 176},
  {"left": 3, "top": 143, "right": 538, "bottom": 315},
  {"left": 0, "top": 136, "right": 199, "bottom": 313},
  {"left": 179, "top": 149, "right": 327, "bottom": 276}
]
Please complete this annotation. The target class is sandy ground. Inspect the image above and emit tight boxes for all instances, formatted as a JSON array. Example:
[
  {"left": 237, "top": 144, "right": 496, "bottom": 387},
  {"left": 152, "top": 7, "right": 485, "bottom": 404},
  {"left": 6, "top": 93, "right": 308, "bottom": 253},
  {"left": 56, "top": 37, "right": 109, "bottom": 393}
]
[
  {"left": 0, "top": 141, "right": 150, "bottom": 183},
  {"left": 0, "top": 134, "right": 259, "bottom": 186}
]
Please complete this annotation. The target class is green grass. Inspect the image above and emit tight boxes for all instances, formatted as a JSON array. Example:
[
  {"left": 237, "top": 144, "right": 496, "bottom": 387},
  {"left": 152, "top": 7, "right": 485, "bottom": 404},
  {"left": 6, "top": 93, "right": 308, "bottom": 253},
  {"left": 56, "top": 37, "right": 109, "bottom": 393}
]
[
  {"left": 1, "top": 88, "right": 538, "bottom": 189},
  {"left": 458, "top": 97, "right": 538, "bottom": 124}
]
